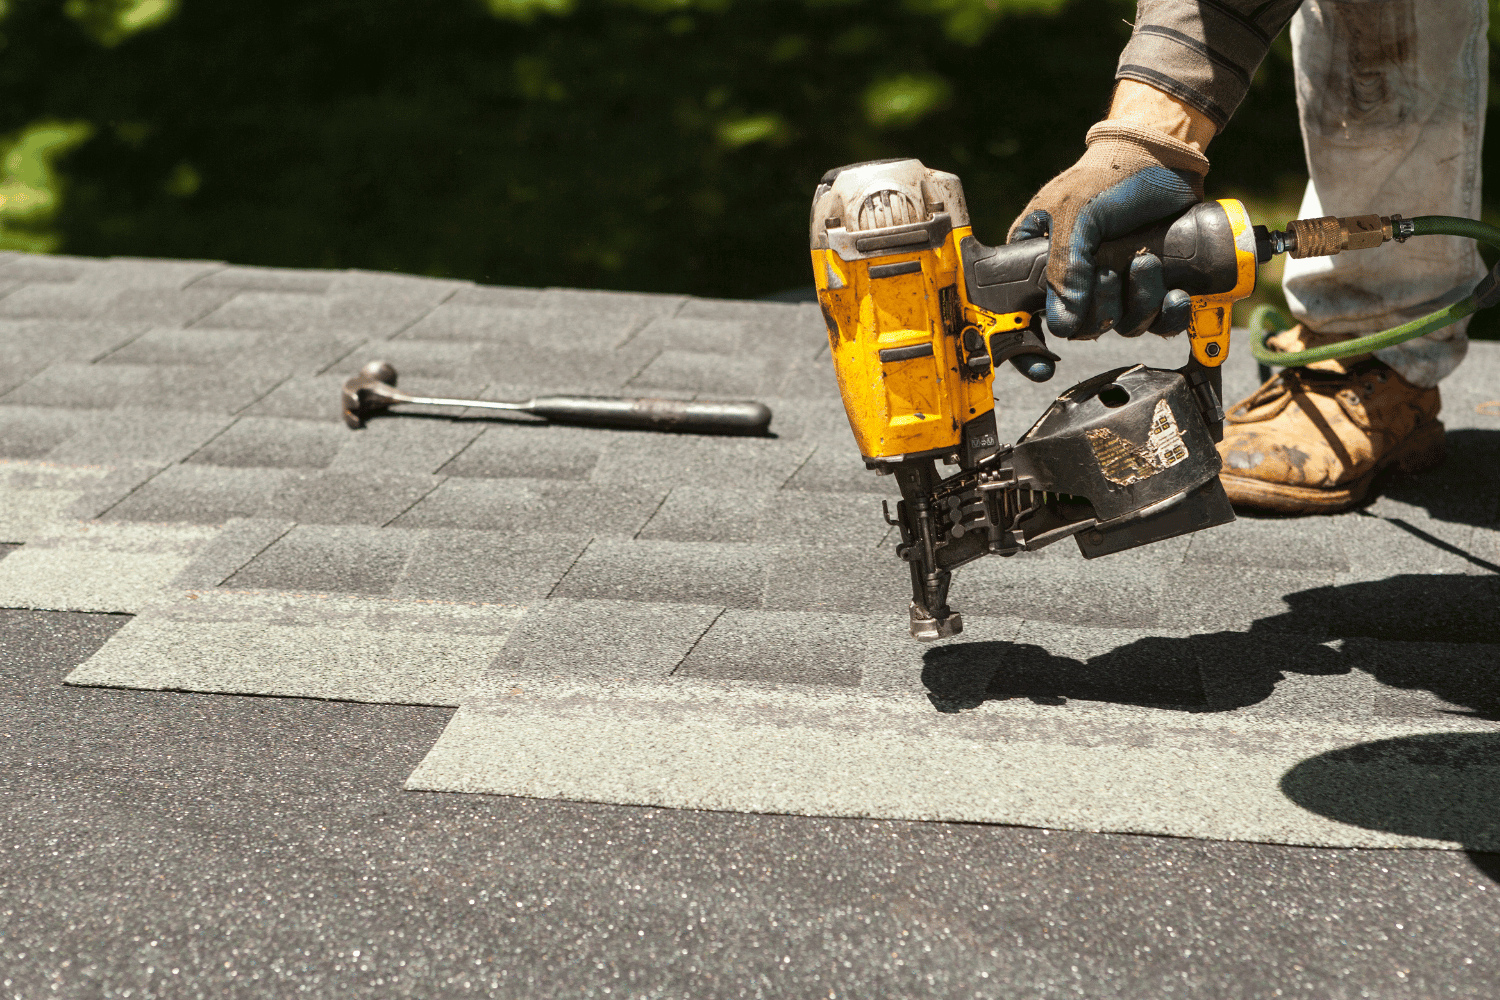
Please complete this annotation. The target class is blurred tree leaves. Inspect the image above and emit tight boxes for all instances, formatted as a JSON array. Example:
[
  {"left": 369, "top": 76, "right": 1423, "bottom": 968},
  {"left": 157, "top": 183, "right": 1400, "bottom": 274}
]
[
  {"left": 63, "top": 0, "right": 177, "bottom": 46},
  {"left": 0, "top": 121, "right": 91, "bottom": 252},
  {"left": 0, "top": 0, "right": 1312, "bottom": 298}
]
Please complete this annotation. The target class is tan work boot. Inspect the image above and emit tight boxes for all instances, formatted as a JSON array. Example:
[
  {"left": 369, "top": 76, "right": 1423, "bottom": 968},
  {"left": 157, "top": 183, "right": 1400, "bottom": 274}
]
[{"left": 1217, "top": 325, "right": 1446, "bottom": 514}]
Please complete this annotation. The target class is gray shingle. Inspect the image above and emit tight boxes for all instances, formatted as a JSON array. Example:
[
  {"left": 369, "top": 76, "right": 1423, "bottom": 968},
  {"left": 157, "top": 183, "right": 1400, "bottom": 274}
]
[
  {"left": 635, "top": 487, "right": 767, "bottom": 543},
  {"left": 1336, "top": 510, "right": 1482, "bottom": 579},
  {"left": 390, "top": 476, "right": 665, "bottom": 537},
  {"left": 401, "top": 304, "right": 644, "bottom": 351},
  {"left": 61, "top": 462, "right": 169, "bottom": 521},
  {"left": 191, "top": 266, "right": 338, "bottom": 293},
  {"left": 0, "top": 255, "right": 100, "bottom": 283},
  {"left": 0, "top": 319, "right": 149, "bottom": 368},
  {"left": 780, "top": 443, "right": 896, "bottom": 495},
  {"left": 392, "top": 528, "right": 590, "bottom": 603},
  {"left": 183, "top": 416, "right": 349, "bottom": 469},
  {"left": 949, "top": 544, "right": 1173, "bottom": 628},
  {"left": 751, "top": 397, "right": 849, "bottom": 444},
  {"left": 550, "top": 538, "right": 769, "bottom": 608},
  {"left": 103, "top": 463, "right": 291, "bottom": 524},
  {"left": 539, "top": 287, "right": 685, "bottom": 317},
  {"left": 625, "top": 317, "right": 744, "bottom": 354},
  {"left": 435, "top": 422, "right": 621, "bottom": 481},
  {"left": 2, "top": 362, "right": 284, "bottom": 414},
  {"left": 224, "top": 523, "right": 419, "bottom": 594},
  {"left": 675, "top": 609, "right": 880, "bottom": 687},
  {"left": 265, "top": 470, "right": 443, "bottom": 526},
  {"left": 101, "top": 326, "right": 364, "bottom": 373},
  {"left": 1183, "top": 514, "right": 1352, "bottom": 571},
  {"left": 638, "top": 486, "right": 892, "bottom": 548},
  {"left": 326, "top": 418, "right": 484, "bottom": 475},
  {"left": 78, "top": 258, "right": 226, "bottom": 289},
  {"left": 193, "top": 287, "right": 448, "bottom": 337},
  {"left": 242, "top": 374, "right": 372, "bottom": 422},
  {"left": 45, "top": 408, "right": 233, "bottom": 466},
  {"left": 0, "top": 406, "right": 90, "bottom": 458},
  {"left": 482, "top": 598, "right": 723, "bottom": 682},
  {"left": 338, "top": 341, "right": 484, "bottom": 382},
  {"left": 626, "top": 350, "right": 786, "bottom": 397},
  {"left": 0, "top": 283, "right": 122, "bottom": 319},
  {"left": 446, "top": 285, "right": 547, "bottom": 310},
  {"left": 100, "top": 287, "right": 239, "bottom": 326},
  {"left": 1152, "top": 563, "right": 1341, "bottom": 635},
  {"left": 587, "top": 433, "right": 815, "bottom": 492},
  {"left": 466, "top": 340, "right": 661, "bottom": 393},
  {"left": 172, "top": 517, "right": 296, "bottom": 589},
  {"left": 760, "top": 545, "right": 909, "bottom": 614},
  {"left": 676, "top": 297, "right": 810, "bottom": 325},
  {"left": 773, "top": 356, "right": 840, "bottom": 398},
  {"left": 674, "top": 301, "right": 829, "bottom": 358}
]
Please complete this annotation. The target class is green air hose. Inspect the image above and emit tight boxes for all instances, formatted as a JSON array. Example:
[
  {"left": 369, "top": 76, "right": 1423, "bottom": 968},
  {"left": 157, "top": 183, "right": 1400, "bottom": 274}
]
[{"left": 1249, "top": 214, "right": 1500, "bottom": 368}]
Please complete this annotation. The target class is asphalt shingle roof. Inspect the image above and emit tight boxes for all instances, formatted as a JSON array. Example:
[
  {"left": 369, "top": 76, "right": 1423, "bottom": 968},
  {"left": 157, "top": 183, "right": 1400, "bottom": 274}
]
[{"left": 1, "top": 250, "right": 1497, "bottom": 851}]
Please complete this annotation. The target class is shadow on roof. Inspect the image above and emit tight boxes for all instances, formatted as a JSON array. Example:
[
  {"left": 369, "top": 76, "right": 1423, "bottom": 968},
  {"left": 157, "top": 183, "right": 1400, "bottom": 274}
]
[
  {"left": 1279, "top": 733, "right": 1500, "bottom": 862},
  {"left": 922, "top": 572, "right": 1500, "bottom": 718}
]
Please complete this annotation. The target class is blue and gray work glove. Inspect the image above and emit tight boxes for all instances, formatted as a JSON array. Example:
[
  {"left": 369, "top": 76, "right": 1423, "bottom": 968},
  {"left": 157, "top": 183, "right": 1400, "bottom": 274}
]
[{"left": 1008, "top": 121, "right": 1211, "bottom": 340}]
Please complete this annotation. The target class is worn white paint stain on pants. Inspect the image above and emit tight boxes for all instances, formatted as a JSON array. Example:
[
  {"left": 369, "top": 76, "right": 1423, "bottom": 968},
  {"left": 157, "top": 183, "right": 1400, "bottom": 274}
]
[{"left": 1283, "top": 0, "right": 1488, "bottom": 387}]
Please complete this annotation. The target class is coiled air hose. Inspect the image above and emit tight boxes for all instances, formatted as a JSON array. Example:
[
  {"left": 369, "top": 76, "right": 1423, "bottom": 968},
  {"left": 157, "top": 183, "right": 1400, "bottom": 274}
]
[{"left": 1249, "top": 214, "right": 1500, "bottom": 368}]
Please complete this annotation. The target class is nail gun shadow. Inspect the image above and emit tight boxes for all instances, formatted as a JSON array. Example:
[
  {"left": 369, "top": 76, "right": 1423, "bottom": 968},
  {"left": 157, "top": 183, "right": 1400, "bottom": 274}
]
[
  {"left": 1279, "top": 733, "right": 1500, "bottom": 874},
  {"left": 921, "top": 572, "right": 1500, "bottom": 716}
]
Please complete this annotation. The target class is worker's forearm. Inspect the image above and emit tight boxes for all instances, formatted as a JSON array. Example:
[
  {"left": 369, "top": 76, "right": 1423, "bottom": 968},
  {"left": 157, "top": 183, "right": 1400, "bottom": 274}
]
[
  {"left": 1116, "top": 0, "right": 1303, "bottom": 130},
  {"left": 1107, "top": 79, "right": 1218, "bottom": 154}
]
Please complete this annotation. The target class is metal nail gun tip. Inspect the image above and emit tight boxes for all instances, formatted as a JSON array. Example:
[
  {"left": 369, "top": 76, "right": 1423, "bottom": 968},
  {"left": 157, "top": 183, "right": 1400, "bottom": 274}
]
[{"left": 910, "top": 605, "right": 963, "bottom": 641}]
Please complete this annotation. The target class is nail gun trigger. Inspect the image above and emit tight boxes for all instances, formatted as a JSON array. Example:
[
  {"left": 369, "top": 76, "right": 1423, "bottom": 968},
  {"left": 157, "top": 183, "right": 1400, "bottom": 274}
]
[{"left": 881, "top": 500, "right": 899, "bottom": 527}]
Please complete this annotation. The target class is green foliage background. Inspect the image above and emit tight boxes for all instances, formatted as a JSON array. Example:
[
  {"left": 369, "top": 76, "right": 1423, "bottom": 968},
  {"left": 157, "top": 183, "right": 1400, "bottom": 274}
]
[{"left": 2, "top": 0, "right": 1499, "bottom": 333}]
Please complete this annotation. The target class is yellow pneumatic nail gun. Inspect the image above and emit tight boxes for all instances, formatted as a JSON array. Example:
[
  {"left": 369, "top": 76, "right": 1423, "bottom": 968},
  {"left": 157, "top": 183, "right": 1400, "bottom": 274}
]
[{"left": 809, "top": 158, "right": 1259, "bottom": 640}]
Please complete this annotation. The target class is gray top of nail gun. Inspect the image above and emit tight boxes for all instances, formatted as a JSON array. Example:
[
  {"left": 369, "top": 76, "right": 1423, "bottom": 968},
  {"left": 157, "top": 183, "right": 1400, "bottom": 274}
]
[{"left": 0, "top": 250, "right": 1498, "bottom": 854}]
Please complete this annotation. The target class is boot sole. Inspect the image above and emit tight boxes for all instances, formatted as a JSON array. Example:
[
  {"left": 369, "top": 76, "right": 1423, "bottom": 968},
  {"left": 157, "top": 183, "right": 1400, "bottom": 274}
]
[{"left": 1220, "top": 419, "right": 1447, "bottom": 515}]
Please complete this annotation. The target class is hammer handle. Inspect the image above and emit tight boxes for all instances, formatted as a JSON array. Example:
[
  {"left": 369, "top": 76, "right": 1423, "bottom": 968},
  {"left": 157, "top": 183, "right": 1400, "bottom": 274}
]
[{"left": 527, "top": 395, "right": 772, "bottom": 435}]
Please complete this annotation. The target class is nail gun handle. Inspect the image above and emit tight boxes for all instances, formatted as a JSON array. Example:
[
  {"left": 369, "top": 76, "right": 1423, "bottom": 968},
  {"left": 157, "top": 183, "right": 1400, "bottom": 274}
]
[{"left": 527, "top": 396, "right": 773, "bottom": 436}]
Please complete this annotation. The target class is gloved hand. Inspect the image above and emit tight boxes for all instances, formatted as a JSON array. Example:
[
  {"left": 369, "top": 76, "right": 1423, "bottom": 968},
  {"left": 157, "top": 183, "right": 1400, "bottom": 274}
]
[{"left": 1009, "top": 121, "right": 1211, "bottom": 340}]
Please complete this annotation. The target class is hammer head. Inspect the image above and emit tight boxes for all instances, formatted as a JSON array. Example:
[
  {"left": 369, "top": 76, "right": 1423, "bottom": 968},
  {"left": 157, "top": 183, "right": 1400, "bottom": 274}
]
[{"left": 341, "top": 360, "right": 400, "bottom": 429}]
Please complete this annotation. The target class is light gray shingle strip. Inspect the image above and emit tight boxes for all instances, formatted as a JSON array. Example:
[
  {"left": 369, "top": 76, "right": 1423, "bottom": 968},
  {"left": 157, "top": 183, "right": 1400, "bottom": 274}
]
[
  {"left": 0, "top": 460, "right": 114, "bottom": 542},
  {"left": 0, "top": 518, "right": 218, "bottom": 612},
  {"left": 64, "top": 590, "right": 526, "bottom": 706},
  {"left": 406, "top": 675, "right": 1500, "bottom": 850}
]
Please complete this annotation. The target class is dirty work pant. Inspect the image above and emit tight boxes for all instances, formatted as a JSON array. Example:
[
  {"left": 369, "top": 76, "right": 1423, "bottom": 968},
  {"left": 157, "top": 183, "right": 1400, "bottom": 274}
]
[{"left": 1282, "top": 0, "right": 1488, "bottom": 387}]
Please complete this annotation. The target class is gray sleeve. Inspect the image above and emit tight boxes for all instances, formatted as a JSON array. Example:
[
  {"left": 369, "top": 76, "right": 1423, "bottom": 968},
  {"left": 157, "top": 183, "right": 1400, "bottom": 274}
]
[{"left": 1116, "top": 0, "right": 1304, "bottom": 128}]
